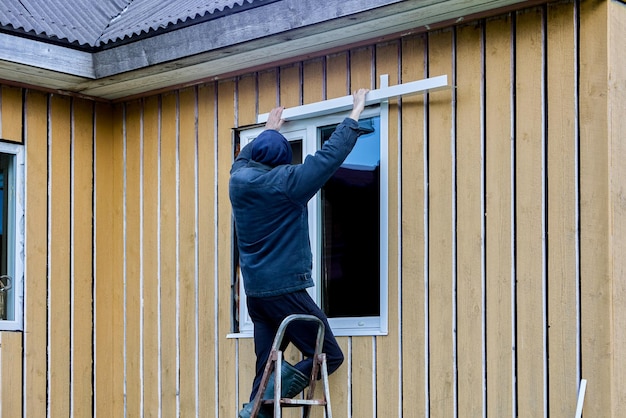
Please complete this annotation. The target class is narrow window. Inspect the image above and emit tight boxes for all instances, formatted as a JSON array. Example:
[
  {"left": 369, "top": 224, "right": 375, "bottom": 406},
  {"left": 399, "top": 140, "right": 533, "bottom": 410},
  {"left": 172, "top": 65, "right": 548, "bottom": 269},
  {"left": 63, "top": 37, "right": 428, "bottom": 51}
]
[{"left": 0, "top": 143, "right": 25, "bottom": 331}]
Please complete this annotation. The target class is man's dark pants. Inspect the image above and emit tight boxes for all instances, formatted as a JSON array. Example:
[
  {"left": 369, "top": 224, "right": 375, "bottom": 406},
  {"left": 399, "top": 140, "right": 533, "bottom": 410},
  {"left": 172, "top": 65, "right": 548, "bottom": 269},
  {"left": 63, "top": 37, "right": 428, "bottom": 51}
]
[{"left": 246, "top": 289, "right": 344, "bottom": 402}]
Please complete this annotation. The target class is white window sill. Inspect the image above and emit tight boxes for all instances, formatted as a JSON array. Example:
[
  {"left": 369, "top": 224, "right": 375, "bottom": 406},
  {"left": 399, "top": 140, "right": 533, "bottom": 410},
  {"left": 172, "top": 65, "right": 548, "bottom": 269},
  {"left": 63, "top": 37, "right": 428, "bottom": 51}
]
[{"left": 227, "top": 329, "right": 388, "bottom": 339}]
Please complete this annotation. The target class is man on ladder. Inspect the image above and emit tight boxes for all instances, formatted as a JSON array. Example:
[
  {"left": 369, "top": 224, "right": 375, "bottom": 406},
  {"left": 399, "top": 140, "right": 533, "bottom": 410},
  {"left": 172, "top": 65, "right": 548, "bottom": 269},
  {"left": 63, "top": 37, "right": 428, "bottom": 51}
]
[{"left": 230, "top": 88, "right": 370, "bottom": 418}]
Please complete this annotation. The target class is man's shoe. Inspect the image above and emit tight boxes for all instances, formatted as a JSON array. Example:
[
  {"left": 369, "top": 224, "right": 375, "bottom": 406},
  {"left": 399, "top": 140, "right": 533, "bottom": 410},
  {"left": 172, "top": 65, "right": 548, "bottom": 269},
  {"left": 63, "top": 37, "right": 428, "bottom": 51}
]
[
  {"left": 239, "top": 361, "right": 309, "bottom": 417},
  {"left": 265, "top": 361, "right": 309, "bottom": 400},
  {"left": 238, "top": 402, "right": 271, "bottom": 418}
]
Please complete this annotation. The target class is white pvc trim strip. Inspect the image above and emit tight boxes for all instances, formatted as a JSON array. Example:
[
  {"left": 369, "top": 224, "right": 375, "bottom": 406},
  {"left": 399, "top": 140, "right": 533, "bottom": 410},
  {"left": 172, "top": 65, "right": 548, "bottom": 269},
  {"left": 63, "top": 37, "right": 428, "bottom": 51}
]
[{"left": 257, "top": 75, "right": 450, "bottom": 123}]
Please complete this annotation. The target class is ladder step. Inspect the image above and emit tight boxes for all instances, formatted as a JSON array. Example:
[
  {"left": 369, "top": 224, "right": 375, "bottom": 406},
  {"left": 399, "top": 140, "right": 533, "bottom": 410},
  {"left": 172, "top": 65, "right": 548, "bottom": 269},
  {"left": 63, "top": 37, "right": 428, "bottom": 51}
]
[{"left": 263, "top": 399, "right": 328, "bottom": 406}]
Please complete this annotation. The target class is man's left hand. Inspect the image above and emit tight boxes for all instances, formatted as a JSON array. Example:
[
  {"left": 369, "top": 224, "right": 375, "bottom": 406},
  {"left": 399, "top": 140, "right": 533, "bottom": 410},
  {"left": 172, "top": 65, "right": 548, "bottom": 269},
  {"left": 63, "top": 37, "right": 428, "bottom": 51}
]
[{"left": 265, "top": 107, "right": 285, "bottom": 131}]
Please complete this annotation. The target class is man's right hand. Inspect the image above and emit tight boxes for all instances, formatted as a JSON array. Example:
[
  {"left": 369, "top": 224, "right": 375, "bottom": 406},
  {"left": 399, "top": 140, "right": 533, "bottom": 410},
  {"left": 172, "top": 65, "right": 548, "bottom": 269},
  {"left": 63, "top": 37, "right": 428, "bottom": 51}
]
[{"left": 349, "top": 88, "right": 369, "bottom": 121}]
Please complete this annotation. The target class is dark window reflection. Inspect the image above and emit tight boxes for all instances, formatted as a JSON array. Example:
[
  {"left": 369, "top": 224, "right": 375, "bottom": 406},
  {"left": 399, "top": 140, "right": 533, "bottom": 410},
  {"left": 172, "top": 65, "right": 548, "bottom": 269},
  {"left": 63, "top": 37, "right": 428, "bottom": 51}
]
[
  {"left": 319, "top": 117, "right": 380, "bottom": 318},
  {"left": 0, "top": 154, "right": 10, "bottom": 320}
]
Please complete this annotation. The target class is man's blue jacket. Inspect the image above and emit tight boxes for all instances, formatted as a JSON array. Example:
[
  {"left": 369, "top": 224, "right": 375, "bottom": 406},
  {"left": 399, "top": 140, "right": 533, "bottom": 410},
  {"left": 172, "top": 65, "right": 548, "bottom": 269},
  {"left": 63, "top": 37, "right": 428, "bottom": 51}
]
[{"left": 229, "top": 117, "right": 366, "bottom": 298}]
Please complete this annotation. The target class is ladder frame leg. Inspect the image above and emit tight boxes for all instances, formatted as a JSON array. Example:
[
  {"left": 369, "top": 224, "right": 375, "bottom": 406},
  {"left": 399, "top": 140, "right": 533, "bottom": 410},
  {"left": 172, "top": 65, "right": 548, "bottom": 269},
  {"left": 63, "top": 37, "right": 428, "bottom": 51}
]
[
  {"left": 250, "top": 350, "right": 279, "bottom": 418},
  {"left": 320, "top": 354, "right": 332, "bottom": 418},
  {"left": 273, "top": 352, "right": 282, "bottom": 418},
  {"left": 302, "top": 353, "right": 332, "bottom": 418}
]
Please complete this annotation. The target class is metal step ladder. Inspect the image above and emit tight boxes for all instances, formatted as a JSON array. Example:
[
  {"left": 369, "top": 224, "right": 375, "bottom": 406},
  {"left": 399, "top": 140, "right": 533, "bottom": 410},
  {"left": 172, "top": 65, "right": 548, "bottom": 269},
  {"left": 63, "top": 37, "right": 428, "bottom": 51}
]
[{"left": 250, "top": 314, "right": 333, "bottom": 418}]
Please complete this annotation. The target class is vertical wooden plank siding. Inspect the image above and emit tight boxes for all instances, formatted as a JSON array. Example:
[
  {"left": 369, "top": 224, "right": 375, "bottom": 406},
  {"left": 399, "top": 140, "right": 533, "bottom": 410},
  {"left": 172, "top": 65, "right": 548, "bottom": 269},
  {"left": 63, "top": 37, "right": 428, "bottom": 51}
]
[
  {"left": 94, "top": 101, "right": 116, "bottom": 417},
  {"left": 400, "top": 33, "right": 427, "bottom": 417},
  {"left": 608, "top": 2, "right": 626, "bottom": 416},
  {"left": 178, "top": 87, "right": 199, "bottom": 417},
  {"left": 259, "top": 70, "right": 278, "bottom": 112},
  {"left": 427, "top": 30, "right": 455, "bottom": 418},
  {"left": 547, "top": 3, "right": 579, "bottom": 416},
  {"left": 350, "top": 46, "right": 374, "bottom": 91},
  {"left": 112, "top": 104, "right": 126, "bottom": 418},
  {"left": 326, "top": 53, "right": 349, "bottom": 100},
  {"left": 237, "top": 74, "right": 257, "bottom": 126},
  {"left": 303, "top": 58, "right": 324, "bottom": 104},
  {"left": 141, "top": 95, "right": 161, "bottom": 417},
  {"left": 280, "top": 64, "right": 301, "bottom": 109},
  {"left": 2, "top": 1, "right": 626, "bottom": 417},
  {"left": 71, "top": 97, "right": 95, "bottom": 417},
  {"left": 217, "top": 80, "right": 237, "bottom": 417},
  {"left": 24, "top": 90, "right": 49, "bottom": 418},
  {"left": 0, "top": 332, "right": 22, "bottom": 413},
  {"left": 485, "top": 15, "right": 514, "bottom": 418},
  {"left": 49, "top": 94, "right": 72, "bottom": 416},
  {"left": 124, "top": 100, "right": 142, "bottom": 418},
  {"left": 515, "top": 7, "right": 548, "bottom": 417},
  {"left": 455, "top": 22, "right": 486, "bottom": 418},
  {"left": 197, "top": 82, "right": 218, "bottom": 417},
  {"left": 159, "top": 92, "right": 179, "bottom": 418},
  {"left": 579, "top": 0, "right": 611, "bottom": 416},
  {"left": 0, "top": 85, "right": 23, "bottom": 143}
]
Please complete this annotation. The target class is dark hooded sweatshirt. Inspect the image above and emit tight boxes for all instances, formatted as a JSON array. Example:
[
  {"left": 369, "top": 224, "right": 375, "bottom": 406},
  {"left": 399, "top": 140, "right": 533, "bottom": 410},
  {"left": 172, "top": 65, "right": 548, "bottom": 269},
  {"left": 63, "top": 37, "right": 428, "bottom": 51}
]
[{"left": 229, "top": 117, "right": 367, "bottom": 297}]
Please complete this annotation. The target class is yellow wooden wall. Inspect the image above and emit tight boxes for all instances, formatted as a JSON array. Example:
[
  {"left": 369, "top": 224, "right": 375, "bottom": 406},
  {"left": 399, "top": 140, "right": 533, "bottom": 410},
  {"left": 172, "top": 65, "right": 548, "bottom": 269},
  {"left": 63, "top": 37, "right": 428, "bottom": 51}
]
[
  {"left": 0, "top": 1, "right": 624, "bottom": 417},
  {"left": 0, "top": 88, "right": 99, "bottom": 416}
]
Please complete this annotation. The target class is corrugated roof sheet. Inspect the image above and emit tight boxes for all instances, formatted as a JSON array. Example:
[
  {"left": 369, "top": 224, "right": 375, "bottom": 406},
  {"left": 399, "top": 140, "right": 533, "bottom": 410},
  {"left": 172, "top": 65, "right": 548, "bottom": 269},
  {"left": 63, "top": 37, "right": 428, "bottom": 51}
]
[
  {"left": 100, "top": 0, "right": 257, "bottom": 45},
  {"left": 0, "top": 0, "right": 131, "bottom": 47},
  {"left": 0, "top": 0, "right": 259, "bottom": 48}
]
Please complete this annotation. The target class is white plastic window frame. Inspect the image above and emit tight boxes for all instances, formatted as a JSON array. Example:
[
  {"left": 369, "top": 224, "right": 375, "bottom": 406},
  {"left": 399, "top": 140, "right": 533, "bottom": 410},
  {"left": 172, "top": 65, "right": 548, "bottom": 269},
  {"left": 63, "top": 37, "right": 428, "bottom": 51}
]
[
  {"left": 233, "top": 105, "right": 389, "bottom": 337},
  {"left": 0, "top": 141, "right": 25, "bottom": 331}
]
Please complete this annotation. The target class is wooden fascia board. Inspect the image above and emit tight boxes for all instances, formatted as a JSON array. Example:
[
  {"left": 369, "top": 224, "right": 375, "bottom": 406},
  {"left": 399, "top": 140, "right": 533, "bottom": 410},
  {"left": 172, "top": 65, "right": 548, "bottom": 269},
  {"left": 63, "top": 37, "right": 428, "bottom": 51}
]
[{"left": 0, "top": 32, "right": 94, "bottom": 79}]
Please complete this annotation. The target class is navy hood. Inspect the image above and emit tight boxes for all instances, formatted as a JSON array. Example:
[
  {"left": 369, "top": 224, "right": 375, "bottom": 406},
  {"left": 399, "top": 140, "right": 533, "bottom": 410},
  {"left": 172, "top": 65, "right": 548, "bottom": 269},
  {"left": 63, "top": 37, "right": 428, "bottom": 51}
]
[{"left": 251, "top": 130, "right": 292, "bottom": 167}]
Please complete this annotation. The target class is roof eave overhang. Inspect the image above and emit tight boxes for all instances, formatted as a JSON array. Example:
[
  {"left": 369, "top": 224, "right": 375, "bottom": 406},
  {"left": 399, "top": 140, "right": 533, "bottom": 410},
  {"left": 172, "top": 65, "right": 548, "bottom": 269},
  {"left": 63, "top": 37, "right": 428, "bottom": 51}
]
[{"left": 0, "top": 0, "right": 547, "bottom": 101}]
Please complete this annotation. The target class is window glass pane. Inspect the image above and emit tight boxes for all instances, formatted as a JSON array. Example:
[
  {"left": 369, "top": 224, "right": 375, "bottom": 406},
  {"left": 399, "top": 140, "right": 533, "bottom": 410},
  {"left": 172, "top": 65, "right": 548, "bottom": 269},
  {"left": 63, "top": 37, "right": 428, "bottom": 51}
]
[
  {"left": 0, "top": 154, "right": 12, "bottom": 320},
  {"left": 289, "top": 140, "right": 302, "bottom": 165},
  {"left": 0, "top": 143, "right": 24, "bottom": 331},
  {"left": 319, "top": 117, "right": 380, "bottom": 318}
]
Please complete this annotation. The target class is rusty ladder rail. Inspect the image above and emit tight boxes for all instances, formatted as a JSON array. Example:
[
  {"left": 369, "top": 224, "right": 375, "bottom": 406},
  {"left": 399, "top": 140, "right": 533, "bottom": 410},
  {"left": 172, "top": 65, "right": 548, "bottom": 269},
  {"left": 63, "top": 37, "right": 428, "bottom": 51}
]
[{"left": 250, "top": 314, "right": 332, "bottom": 418}]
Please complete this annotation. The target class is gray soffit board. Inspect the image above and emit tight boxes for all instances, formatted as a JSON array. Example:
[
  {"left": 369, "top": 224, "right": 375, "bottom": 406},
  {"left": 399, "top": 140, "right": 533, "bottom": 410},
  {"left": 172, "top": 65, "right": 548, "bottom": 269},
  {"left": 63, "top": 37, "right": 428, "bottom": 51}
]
[{"left": 0, "top": 0, "right": 541, "bottom": 100}]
